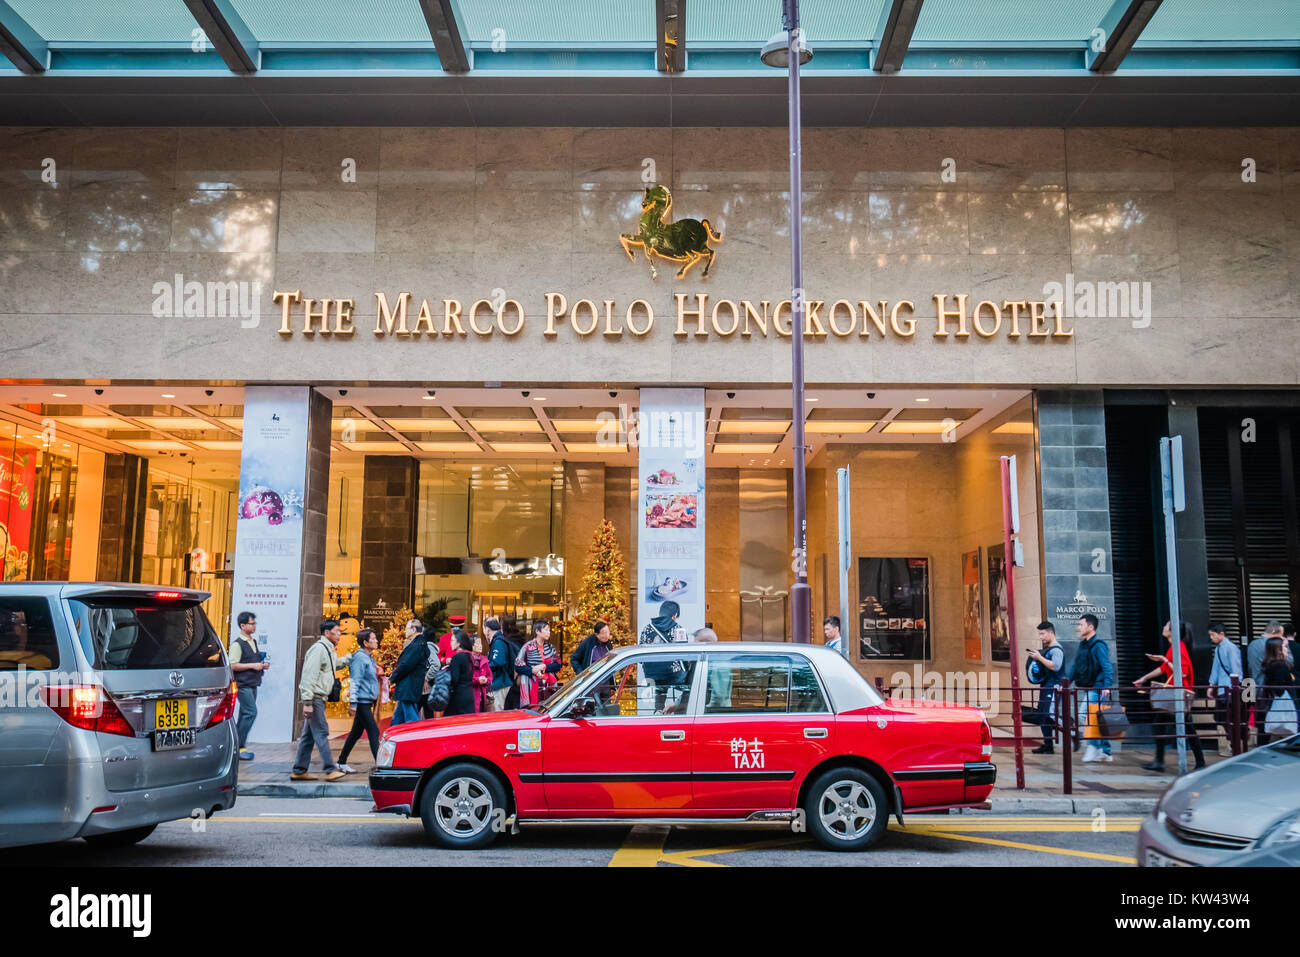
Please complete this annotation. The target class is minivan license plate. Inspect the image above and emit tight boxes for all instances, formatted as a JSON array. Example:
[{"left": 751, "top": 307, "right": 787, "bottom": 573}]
[
  {"left": 153, "top": 729, "right": 197, "bottom": 751},
  {"left": 154, "top": 697, "right": 189, "bottom": 730},
  {"left": 1145, "top": 849, "right": 1190, "bottom": 867}
]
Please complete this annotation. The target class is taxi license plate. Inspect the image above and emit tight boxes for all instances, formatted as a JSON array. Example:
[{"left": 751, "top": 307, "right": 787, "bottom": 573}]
[
  {"left": 1145, "top": 848, "right": 1191, "bottom": 867},
  {"left": 154, "top": 697, "right": 190, "bottom": 731},
  {"left": 153, "top": 728, "right": 197, "bottom": 751}
]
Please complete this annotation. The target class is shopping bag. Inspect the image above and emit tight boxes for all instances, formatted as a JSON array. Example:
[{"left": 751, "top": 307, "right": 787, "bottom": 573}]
[
  {"left": 1151, "top": 686, "right": 1193, "bottom": 715},
  {"left": 1083, "top": 702, "right": 1099, "bottom": 740},
  {"left": 1097, "top": 701, "right": 1129, "bottom": 739},
  {"left": 1264, "top": 693, "right": 1299, "bottom": 738}
]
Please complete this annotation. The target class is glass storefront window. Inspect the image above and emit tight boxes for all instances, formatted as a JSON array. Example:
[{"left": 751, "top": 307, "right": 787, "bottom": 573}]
[{"left": 0, "top": 420, "right": 82, "bottom": 583}]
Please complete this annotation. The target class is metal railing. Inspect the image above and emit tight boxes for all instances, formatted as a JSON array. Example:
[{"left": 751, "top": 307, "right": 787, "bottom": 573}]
[{"left": 873, "top": 675, "right": 1297, "bottom": 795}]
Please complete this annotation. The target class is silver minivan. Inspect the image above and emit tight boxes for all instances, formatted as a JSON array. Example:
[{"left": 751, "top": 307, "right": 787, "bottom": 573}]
[{"left": 0, "top": 582, "right": 238, "bottom": 849}]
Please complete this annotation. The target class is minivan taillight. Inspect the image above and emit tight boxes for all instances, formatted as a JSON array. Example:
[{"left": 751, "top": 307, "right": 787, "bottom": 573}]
[
  {"left": 980, "top": 718, "right": 992, "bottom": 757},
  {"left": 40, "top": 685, "right": 135, "bottom": 737},
  {"left": 206, "top": 681, "right": 238, "bottom": 728}
]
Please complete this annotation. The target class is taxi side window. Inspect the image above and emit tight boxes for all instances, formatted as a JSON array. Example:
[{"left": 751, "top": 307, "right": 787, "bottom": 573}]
[
  {"left": 590, "top": 657, "right": 697, "bottom": 717},
  {"left": 704, "top": 655, "right": 790, "bottom": 714},
  {"left": 0, "top": 597, "right": 61, "bottom": 672},
  {"left": 790, "top": 659, "right": 829, "bottom": 712}
]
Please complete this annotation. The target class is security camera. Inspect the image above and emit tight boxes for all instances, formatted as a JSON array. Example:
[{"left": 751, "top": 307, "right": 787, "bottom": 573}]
[
  {"left": 427, "top": 389, "right": 436, "bottom": 397},
  {"left": 94, "top": 388, "right": 104, "bottom": 395},
  {"left": 867, "top": 392, "right": 876, "bottom": 399},
  {"left": 339, "top": 389, "right": 348, "bottom": 397},
  {"left": 726, "top": 392, "right": 735, "bottom": 399},
  {"left": 205, "top": 389, "right": 214, "bottom": 397},
  {"left": 609, "top": 391, "right": 618, "bottom": 398},
  {"left": 522, "top": 390, "right": 530, "bottom": 398}
]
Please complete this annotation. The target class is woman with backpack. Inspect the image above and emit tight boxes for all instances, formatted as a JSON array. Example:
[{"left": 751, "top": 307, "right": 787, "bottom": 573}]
[{"left": 639, "top": 600, "right": 687, "bottom": 713}]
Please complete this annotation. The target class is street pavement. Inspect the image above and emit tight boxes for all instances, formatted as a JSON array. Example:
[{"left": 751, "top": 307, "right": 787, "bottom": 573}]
[{"left": 0, "top": 796, "right": 1143, "bottom": 867}]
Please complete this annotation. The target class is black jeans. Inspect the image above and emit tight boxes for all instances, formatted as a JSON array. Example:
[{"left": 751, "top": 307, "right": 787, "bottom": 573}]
[
  {"left": 1153, "top": 711, "right": 1205, "bottom": 767},
  {"left": 338, "top": 700, "right": 380, "bottom": 763}
]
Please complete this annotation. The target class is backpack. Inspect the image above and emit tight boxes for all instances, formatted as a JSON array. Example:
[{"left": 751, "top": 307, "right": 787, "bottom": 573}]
[
  {"left": 492, "top": 634, "right": 519, "bottom": 679},
  {"left": 427, "top": 666, "right": 452, "bottom": 712},
  {"left": 1072, "top": 639, "right": 1107, "bottom": 688}
]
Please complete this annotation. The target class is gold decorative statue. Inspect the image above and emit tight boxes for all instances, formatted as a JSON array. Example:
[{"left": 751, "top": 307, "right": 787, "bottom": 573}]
[{"left": 620, "top": 185, "right": 721, "bottom": 279}]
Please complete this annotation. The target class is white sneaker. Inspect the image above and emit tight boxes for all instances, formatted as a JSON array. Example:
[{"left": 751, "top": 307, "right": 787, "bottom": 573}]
[
  {"left": 1082, "top": 744, "right": 1102, "bottom": 762},
  {"left": 1099, "top": 751, "right": 1113, "bottom": 763},
  {"left": 338, "top": 763, "right": 356, "bottom": 774}
]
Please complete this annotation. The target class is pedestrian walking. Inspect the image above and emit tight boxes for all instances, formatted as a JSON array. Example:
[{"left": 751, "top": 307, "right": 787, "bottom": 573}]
[
  {"left": 1260, "top": 637, "right": 1299, "bottom": 745},
  {"left": 483, "top": 617, "right": 513, "bottom": 711},
  {"left": 1207, "top": 621, "right": 1243, "bottom": 755},
  {"left": 1134, "top": 621, "right": 1206, "bottom": 772},
  {"left": 639, "top": 599, "right": 687, "bottom": 712},
  {"left": 1020, "top": 620, "right": 1064, "bottom": 754},
  {"left": 390, "top": 619, "right": 429, "bottom": 727},
  {"left": 470, "top": 633, "right": 493, "bottom": 712},
  {"left": 444, "top": 630, "right": 477, "bottom": 716},
  {"left": 291, "top": 620, "right": 346, "bottom": 782},
  {"left": 515, "top": 620, "right": 562, "bottom": 707},
  {"left": 1068, "top": 613, "right": 1115, "bottom": 763},
  {"left": 570, "top": 620, "right": 614, "bottom": 675},
  {"left": 336, "top": 628, "right": 381, "bottom": 772},
  {"left": 229, "top": 610, "right": 269, "bottom": 761}
]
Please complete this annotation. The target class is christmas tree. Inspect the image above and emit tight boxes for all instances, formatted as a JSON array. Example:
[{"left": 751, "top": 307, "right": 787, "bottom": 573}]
[{"left": 575, "top": 519, "right": 632, "bottom": 647}]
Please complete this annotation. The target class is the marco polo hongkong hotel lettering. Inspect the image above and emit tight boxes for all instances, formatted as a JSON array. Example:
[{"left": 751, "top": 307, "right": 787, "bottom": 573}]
[{"left": 273, "top": 290, "right": 1076, "bottom": 343}]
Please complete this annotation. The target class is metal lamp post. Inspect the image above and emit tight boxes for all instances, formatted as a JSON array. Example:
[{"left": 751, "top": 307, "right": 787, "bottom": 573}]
[{"left": 762, "top": 0, "right": 813, "bottom": 643}]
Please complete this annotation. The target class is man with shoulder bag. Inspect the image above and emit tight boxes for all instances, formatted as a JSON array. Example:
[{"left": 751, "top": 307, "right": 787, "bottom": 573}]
[
  {"left": 1021, "top": 621, "right": 1064, "bottom": 754},
  {"left": 1068, "top": 613, "right": 1118, "bottom": 763},
  {"left": 1207, "top": 622, "right": 1243, "bottom": 755}
]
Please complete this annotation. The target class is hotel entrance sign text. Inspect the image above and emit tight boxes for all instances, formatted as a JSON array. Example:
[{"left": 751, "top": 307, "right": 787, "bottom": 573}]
[{"left": 272, "top": 290, "right": 1076, "bottom": 342}]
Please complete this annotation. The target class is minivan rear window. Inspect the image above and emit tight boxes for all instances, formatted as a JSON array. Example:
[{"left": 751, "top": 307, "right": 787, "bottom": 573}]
[
  {"left": 0, "top": 597, "right": 60, "bottom": 671},
  {"left": 69, "top": 598, "right": 225, "bottom": 671}
]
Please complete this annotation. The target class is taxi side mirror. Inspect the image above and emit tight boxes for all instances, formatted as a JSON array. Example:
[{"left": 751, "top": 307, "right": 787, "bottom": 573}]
[{"left": 567, "top": 696, "right": 597, "bottom": 719}]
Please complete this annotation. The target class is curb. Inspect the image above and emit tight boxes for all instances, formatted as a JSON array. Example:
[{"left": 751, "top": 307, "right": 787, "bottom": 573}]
[
  {"left": 987, "top": 796, "right": 1156, "bottom": 814},
  {"left": 238, "top": 781, "right": 372, "bottom": 799}
]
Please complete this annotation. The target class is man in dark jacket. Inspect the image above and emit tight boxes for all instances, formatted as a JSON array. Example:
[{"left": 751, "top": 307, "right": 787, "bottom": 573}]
[
  {"left": 390, "top": 621, "right": 429, "bottom": 726},
  {"left": 570, "top": 622, "right": 613, "bottom": 675},
  {"left": 1068, "top": 613, "right": 1115, "bottom": 763},
  {"left": 486, "top": 617, "right": 518, "bottom": 711}
]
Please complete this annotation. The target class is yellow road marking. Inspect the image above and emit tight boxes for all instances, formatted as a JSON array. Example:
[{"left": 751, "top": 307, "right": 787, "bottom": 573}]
[
  {"left": 901, "top": 829, "right": 1137, "bottom": 864},
  {"left": 660, "top": 838, "right": 808, "bottom": 866},
  {"left": 608, "top": 825, "right": 670, "bottom": 867},
  {"left": 904, "top": 824, "right": 1139, "bottom": 833}
]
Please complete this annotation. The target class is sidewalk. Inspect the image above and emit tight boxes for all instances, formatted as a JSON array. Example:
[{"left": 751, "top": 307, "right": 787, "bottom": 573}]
[{"left": 235, "top": 725, "right": 1212, "bottom": 812}]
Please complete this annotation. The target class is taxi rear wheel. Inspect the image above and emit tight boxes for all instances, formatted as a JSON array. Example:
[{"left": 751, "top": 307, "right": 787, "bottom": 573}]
[
  {"left": 419, "top": 763, "right": 507, "bottom": 850},
  {"left": 803, "top": 768, "right": 888, "bottom": 851}
]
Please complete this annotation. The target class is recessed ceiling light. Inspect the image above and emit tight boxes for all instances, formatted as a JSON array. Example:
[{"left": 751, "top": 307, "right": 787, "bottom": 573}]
[
  {"left": 806, "top": 397, "right": 819, "bottom": 402},
  {"left": 422, "top": 395, "right": 435, "bottom": 400},
  {"left": 915, "top": 397, "right": 930, "bottom": 402},
  {"left": 161, "top": 393, "right": 176, "bottom": 398},
  {"left": 52, "top": 392, "right": 67, "bottom": 398},
  {"left": 533, "top": 396, "right": 547, "bottom": 401}
]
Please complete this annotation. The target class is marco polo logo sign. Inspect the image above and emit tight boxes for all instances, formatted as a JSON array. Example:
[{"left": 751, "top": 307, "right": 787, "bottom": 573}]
[{"left": 272, "top": 187, "right": 1073, "bottom": 344}]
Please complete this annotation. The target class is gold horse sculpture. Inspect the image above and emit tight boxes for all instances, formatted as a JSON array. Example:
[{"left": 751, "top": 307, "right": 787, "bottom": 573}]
[{"left": 619, "top": 185, "right": 722, "bottom": 279}]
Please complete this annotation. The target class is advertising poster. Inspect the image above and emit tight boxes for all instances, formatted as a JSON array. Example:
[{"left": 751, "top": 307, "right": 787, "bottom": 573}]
[
  {"left": 230, "top": 387, "right": 312, "bottom": 743},
  {"left": 988, "top": 543, "right": 1010, "bottom": 662},
  {"left": 858, "top": 557, "right": 930, "bottom": 660},
  {"left": 637, "top": 389, "right": 706, "bottom": 640},
  {"left": 0, "top": 441, "right": 37, "bottom": 581},
  {"left": 962, "top": 548, "right": 983, "bottom": 661}
]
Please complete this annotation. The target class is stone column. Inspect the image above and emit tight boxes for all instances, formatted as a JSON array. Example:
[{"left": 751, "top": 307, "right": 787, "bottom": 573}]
[
  {"left": 96, "top": 453, "right": 148, "bottom": 582},
  {"left": 1038, "top": 391, "right": 1118, "bottom": 676},
  {"left": 358, "top": 456, "right": 419, "bottom": 635}
]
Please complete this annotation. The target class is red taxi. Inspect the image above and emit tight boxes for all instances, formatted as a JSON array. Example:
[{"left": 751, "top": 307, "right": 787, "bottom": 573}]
[{"left": 370, "top": 642, "right": 995, "bottom": 851}]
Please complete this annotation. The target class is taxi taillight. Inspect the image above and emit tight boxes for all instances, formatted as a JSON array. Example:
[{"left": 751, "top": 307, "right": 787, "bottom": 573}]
[{"left": 40, "top": 685, "right": 135, "bottom": 737}]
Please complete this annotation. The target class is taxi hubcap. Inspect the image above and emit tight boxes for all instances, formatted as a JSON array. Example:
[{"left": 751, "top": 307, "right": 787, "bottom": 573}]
[
  {"left": 818, "top": 780, "right": 876, "bottom": 841},
  {"left": 434, "top": 777, "right": 493, "bottom": 837}
]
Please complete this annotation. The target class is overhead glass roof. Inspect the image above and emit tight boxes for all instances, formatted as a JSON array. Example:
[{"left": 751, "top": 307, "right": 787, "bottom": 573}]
[{"left": 0, "top": 0, "right": 1296, "bottom": 76}]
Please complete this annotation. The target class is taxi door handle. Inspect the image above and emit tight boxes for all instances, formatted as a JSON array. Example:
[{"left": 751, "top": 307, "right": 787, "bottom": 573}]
[
  {"left": 660, "top": 730, "right": 686, "bottom": 741},
  {"left": 803, "top": 727, "right": 828, "bottom": 738}
]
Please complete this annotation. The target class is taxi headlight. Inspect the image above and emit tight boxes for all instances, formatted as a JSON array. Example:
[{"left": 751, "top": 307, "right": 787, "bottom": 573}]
[
  {"left": 377, "top": 738, "right": 396, "bottom": 769},
  {"left": 1257, "top": 811, "right": 1300, "bottom": 849}
]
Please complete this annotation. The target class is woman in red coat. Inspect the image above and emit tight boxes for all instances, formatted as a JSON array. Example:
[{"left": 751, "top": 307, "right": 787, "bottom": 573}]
[
  {"left": 1134, "top": 621, "right": 1206, "bottom": 772},
  {"left": 470, "top": 634, "right": 493, "bottom": 712}
]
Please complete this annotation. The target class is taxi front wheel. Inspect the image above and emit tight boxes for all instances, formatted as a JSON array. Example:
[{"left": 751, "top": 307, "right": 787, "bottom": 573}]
[
  {"left": 803, "top": 768, "right": 888, "bottom": 851},
  {"left": 419, "top": 763, "right": 507, "bottom": 850}
]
